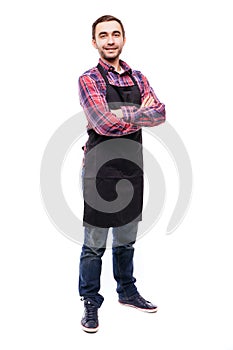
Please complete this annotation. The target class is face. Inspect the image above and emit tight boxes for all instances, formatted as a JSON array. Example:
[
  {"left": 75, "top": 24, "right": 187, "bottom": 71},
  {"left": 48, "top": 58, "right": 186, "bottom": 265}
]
[{"left": 92, "top": 21, "right": 126, "bottom": 62}]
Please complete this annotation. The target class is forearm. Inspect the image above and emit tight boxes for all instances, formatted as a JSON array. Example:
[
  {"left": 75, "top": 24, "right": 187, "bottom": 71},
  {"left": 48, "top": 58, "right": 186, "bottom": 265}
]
[
  {"left": 83, "top": 107, "right": 139, "bottom": 136},
  {"left": 79, "top": 75, "right": 140, "bottom": 136},
  {"left": 120, "top": 104, "right": 166, "bottom": 127},
  {"left": 120, "top": 73, "right": 166, "bottom": 127}
]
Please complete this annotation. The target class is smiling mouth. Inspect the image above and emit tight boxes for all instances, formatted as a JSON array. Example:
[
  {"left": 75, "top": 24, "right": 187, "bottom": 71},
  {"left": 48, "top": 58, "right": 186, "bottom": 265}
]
[{"left": 105, "top": 48, "right": 117, "bottom": 51}]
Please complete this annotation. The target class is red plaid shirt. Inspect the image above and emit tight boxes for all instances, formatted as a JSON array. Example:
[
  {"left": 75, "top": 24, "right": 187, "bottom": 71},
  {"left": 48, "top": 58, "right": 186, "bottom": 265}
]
[{"left": 78, "top": 59, "right": 166, "bottom": 137}]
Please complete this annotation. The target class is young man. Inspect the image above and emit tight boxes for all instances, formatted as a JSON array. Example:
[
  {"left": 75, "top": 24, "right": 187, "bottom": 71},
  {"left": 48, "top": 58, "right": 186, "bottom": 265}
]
[{"left": 78, "top": 15, "right": 166, "bottom": 333}]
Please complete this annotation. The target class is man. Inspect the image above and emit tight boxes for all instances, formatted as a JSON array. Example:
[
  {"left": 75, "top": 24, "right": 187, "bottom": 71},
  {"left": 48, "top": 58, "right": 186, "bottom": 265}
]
[{"left": 78, "top": 15, "right": 166, "bottom": 333}]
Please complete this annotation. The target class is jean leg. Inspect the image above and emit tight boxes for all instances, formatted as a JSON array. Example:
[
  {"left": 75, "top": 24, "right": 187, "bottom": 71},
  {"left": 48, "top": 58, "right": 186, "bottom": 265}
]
[
  {"left": 112, "top": 221, "right": 139, "bottom": 300},
  {"left": 79, "top": 226, "right": 109, "bottom": 308}
]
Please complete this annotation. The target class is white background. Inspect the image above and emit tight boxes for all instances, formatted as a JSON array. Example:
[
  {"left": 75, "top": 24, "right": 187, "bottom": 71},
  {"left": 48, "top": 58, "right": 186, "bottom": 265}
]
[{"left": 1, "top": 0, "right": 233, "bottom": 349}]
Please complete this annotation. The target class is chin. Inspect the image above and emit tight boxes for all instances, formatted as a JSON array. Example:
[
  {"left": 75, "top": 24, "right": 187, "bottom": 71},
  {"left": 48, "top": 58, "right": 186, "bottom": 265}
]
[{"left": 102, "top": 55, "right": 118, "bottom": 62}]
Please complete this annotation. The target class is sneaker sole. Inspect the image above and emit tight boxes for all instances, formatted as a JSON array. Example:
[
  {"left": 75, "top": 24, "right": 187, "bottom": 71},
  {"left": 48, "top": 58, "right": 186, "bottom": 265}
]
[
  {"left": 118, "top": 301, "right": 158, "bottom": 313},
  {"left": 81, "top": 324, "right": 99, "bottom": 333}
]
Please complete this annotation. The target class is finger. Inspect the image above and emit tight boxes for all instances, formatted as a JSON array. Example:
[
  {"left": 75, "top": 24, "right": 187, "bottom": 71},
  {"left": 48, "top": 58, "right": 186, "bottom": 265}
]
[
  {"left": 141, "top": 95, "right": 150, "bottom": 107},
  {"left": 146, "top": 97, "right": 154, "bottom": 106},
  {"left": 142, "top": 96, "right": 154, "bottom": 107}
]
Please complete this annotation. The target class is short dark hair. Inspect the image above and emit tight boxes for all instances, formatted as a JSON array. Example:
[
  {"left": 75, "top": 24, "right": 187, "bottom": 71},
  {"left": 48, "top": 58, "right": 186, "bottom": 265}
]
[{"left": 92, "top": 15, "right": 125, "bottom": 40}]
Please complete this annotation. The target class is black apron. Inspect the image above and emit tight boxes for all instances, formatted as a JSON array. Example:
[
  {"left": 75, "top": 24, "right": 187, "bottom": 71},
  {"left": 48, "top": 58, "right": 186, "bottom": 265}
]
[{"left": 83, "top": 64, "right": 143, "bottom": 228}]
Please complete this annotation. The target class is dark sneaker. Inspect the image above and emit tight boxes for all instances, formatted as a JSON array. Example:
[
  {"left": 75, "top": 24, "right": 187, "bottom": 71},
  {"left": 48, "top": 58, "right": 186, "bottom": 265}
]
[
  {"left": 119, "top": 293, "right": 158, "bottom": 313},
  {"left": 81, "top": 300, "right": 99, "bottom": 333}
]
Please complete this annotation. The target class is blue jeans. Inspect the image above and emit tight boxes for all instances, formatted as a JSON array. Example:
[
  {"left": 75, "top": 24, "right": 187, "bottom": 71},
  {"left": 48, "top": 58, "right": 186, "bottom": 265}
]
[{"left": 79, "top": 221, "right": 139, "bottom": 308}]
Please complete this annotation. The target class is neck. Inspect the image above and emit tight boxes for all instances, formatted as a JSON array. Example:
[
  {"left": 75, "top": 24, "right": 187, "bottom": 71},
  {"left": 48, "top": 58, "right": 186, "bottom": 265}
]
[{"left": 101, "top": 57, "right": 121, "bottom": 72}]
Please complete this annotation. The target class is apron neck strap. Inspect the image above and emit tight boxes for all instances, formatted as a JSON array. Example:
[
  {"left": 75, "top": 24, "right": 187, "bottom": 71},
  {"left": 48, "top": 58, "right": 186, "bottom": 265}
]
[
  {"left": 97, "top": 63, "right": 138, "bottom": 86},
  {"left": 97, "top": 63, "right": 109, "bottom": 85}
]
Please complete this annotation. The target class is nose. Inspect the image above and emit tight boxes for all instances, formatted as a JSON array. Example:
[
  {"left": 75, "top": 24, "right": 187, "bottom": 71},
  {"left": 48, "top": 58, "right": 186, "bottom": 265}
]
[{"left": 106, "top": 35, "right": 115, "bottom": 45}]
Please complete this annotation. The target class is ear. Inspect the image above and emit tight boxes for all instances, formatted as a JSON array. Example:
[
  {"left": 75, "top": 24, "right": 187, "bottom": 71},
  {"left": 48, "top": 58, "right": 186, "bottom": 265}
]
[
  {"left": 123, "top": 36, "right": 126, "bottom": 46},
  {"left": 92, "top": 39, "right": 97, "bottom": 49}
]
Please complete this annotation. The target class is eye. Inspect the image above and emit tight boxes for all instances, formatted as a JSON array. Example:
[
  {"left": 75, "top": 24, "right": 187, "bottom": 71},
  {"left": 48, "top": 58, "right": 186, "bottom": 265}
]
[{"left": 99, "top": 33, "right": 107, "bottom": 38}]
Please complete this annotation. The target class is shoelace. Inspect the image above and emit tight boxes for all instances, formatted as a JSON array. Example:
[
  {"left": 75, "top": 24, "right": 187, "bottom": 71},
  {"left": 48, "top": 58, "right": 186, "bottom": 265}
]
[
  {"left": 136, "top": 294, "right": 150, "bottom": 306},
  {"left": 85, "top": 301, "right": 98, "bottom": 321}
]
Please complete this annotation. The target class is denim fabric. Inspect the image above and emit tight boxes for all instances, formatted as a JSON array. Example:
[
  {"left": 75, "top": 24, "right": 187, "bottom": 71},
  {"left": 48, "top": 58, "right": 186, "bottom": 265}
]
[{"left": 79, "top": 221, "right": 139, "bottom": 308}]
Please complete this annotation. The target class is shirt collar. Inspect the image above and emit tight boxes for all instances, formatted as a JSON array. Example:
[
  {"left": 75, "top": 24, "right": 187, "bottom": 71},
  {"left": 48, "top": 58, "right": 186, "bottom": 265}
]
[{"left": 98, "top": 58, "right": 132, "bottom": 74}]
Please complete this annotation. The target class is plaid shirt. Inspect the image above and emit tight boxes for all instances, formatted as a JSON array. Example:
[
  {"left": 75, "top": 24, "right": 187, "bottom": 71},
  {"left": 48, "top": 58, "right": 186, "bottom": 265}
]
[{"left": 78, "top": 59, "right": 166, "bottom": 137}]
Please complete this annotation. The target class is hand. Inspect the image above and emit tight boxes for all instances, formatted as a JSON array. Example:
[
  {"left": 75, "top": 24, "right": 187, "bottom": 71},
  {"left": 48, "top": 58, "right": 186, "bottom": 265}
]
[
  {"left": 110, "top": 109, "right": 124, "bottom": 119},
  {"left": 141, "top": 95, "right": 155, "bottom": 108}
]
